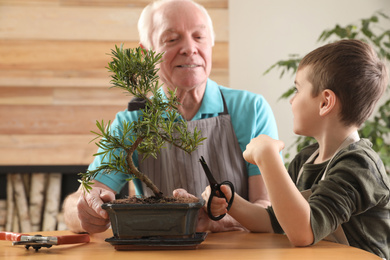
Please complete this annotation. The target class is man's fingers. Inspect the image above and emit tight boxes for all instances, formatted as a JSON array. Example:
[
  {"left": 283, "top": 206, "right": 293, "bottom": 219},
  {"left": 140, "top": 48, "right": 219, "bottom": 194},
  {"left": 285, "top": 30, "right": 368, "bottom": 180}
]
[
  {"left": 83, "top": 189, "right": 114, "bottom": 219},
  {"left": 173, "top": 188, "right": 186, "bottom": 197},
  {"left": 173, "top": 188, "right": 197, "bottom": 199},
  {"left": 80, "top": 218, "right": 111, "bottom": 234},
  {"left": 201, "top": 186, "right": 211, "bottom": 201},
  {"left": 100, "top": 190, "right": 115, "bottom": 202},
  {"left": 88, "top": 194, "right": 106, "bottom": 218},
  {"left": 98, "top": 190, "right": 115, "bottom": 218}
]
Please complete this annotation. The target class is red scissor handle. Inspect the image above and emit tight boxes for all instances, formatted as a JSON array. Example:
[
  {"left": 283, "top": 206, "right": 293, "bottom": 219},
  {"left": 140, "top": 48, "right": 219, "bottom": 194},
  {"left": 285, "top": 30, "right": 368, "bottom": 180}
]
[
  {"left": 57, "top": 234, "right": 90, "bottom": 245},
  {"left": 1, "top": 232, "right": 90, "bottom": 245},
  {"left": 0, "top": 232, "right": 28, "bottom": 242}
]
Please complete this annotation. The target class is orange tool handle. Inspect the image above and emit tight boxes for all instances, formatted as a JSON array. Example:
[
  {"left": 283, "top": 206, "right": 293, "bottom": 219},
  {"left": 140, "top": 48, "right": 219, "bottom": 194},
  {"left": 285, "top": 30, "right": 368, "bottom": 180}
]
[
  {"left": 0, "top": 232, "right": 27, "bottom": 242},
  {"left": 56, "top": 234, "right": 90, "bottom": 245}
]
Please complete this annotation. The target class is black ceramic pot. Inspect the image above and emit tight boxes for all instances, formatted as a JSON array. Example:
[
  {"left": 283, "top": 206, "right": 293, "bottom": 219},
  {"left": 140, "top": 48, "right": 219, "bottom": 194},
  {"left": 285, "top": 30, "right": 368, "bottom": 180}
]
[{"left": 102, "top": 200, "right": 205, "bottom": 239}]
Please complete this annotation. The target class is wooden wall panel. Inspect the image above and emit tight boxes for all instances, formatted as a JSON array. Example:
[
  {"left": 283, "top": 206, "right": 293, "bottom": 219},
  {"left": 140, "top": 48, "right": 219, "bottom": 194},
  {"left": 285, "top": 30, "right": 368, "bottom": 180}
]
[
  {"left": 0, "top": 0, "right": 229, "bottom": 166},
  {"left": 0, "top": 135, "right": 96, "bottom": 165},
  {"left": 0, "top": 104, "right": 125, "bottom": 134},
  {"left": 0, "top": 6, "right": 228, "bottom": 42},
  {"left": 0, "top": 0, "right": 227, "bottom": 8},
  {"left": 0, "top": 40, "right": 228, "bottom": 71}
]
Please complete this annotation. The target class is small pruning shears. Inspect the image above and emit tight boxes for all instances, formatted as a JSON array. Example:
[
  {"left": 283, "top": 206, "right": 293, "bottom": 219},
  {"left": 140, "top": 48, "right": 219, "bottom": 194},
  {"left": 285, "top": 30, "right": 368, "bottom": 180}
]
[
  {"left": 199, "top": 156, "right": 235, "bottom": 221},
  {"left": 0, "top": 231, "right": 90, "bottom": 251}
]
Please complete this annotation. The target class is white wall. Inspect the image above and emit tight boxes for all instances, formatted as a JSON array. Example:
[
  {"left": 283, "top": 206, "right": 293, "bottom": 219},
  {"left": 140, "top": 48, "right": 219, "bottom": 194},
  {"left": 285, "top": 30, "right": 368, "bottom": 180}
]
[{"left": 229, "top": 0, "right": 390, "bottom": 157}]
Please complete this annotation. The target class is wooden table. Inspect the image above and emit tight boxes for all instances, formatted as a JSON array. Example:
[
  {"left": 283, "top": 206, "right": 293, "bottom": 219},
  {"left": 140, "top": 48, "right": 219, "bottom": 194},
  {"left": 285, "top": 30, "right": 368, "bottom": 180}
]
[{"left": 0, "top": 230, "right": 382, "bottom": 260}]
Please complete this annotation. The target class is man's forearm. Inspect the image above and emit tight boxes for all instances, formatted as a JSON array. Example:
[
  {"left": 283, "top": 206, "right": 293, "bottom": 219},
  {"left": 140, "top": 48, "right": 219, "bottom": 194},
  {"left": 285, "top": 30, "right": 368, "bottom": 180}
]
[{"left": 62, "top": 191, "right": 85, "bottom": 233}]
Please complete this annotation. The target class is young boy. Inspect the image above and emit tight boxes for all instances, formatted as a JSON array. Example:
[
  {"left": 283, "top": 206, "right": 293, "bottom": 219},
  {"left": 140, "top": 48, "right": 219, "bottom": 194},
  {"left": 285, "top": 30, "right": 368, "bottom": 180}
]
[{"left": 204, "top": 39, "right": 390, "bottom": 259}]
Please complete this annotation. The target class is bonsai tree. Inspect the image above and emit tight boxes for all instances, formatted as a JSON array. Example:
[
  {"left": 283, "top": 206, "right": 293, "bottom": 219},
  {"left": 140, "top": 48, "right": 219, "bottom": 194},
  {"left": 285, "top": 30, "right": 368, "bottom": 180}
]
[
  {"left": 264, "top": 11, "right": 390, "bottom": 173},
  {"left": 79, "top": 45, "right": 205, "bottom": 198}
]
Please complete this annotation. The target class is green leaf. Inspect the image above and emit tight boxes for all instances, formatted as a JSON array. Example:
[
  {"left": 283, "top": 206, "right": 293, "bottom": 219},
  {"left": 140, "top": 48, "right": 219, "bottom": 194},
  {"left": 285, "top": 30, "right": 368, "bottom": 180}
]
[{"left": 278, "top": 87, "right": 296, "bottom": 100}]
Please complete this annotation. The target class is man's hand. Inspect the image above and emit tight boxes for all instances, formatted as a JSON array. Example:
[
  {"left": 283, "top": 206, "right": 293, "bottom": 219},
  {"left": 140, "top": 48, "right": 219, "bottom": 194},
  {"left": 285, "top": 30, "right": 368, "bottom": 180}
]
[
  {"left": 173, "top": 188, "right": 212, "bottom": 232},
  {"left": 77, "top": 186, "right": 115, "bottom": 233},
  {"left": 63, "top": 181, "right": 116, "bottom": 234}
]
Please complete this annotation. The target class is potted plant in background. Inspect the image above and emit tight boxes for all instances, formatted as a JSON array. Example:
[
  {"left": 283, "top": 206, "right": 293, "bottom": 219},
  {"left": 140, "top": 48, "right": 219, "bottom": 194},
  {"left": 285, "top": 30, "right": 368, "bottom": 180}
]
[
  {"left": 264, "top": 11, "right": 390, "bottom": 173},
  {"left": 79, "top": 45, "right": 207, "bottom": 250}
]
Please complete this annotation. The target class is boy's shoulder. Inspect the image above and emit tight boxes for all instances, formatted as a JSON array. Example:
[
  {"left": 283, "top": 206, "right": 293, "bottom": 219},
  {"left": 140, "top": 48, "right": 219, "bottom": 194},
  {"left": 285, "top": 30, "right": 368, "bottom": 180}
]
[
  {"left": 335, "top": 139, "right": 386, "bottom": 170},
  {"left": 294, "top": 142, "right": 319, "bottom": 163},
  {"left": 329, "top": 138, "right": 389, "bottom": 187},
  {"left": 292, "top": 138, "right": 379, "bottom": 166},
  {"left": 337, "top": 138, "right": 378, "bottom": 162}
]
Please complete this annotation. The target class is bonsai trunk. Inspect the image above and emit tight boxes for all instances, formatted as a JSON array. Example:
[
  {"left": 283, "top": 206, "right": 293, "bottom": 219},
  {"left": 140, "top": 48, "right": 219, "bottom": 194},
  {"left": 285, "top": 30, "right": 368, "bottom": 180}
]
[{"left": 127, "top": 136, "right": 163, "bottom": 198}]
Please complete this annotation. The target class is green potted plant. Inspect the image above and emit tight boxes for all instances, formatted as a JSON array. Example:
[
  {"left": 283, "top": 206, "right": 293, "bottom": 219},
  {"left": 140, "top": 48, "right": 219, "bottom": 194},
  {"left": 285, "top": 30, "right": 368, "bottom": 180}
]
[
  {"left": 79, "top": 45, "right": 207, "bottom": 249},
  {"left": 264, "top": 11, "right": 390, "bottom": 173}
]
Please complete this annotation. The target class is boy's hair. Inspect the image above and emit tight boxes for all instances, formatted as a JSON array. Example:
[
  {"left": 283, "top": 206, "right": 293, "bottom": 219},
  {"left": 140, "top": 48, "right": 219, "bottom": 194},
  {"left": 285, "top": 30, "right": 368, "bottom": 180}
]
[{"left": 298, "top": 39, "right": 388, "bottom": 127}]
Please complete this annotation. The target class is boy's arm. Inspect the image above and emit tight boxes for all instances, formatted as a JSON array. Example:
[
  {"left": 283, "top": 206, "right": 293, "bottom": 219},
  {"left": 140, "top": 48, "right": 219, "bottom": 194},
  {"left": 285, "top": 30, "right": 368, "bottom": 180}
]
[{"left": 243, "top": 134, "right": 314, "bottom": 246}]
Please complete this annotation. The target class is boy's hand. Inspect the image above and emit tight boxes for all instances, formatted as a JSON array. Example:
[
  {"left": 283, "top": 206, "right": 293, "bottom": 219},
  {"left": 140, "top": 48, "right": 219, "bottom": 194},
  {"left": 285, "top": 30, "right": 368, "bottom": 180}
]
[
  {"left": 174, "top": 187, "right": 244, "bottom": 232},
  {"left": 243, "top": 134, "right": 284, "bottom": 165},
  {"left": 201, "top": 185, "right": 231, "bottom": 218}
]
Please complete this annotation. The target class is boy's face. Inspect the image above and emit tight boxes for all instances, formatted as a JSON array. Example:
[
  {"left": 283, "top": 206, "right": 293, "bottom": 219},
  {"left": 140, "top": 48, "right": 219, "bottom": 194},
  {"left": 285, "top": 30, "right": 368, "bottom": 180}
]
[{"left": 290, "top": 66, "right": 323, "bottom": 137}]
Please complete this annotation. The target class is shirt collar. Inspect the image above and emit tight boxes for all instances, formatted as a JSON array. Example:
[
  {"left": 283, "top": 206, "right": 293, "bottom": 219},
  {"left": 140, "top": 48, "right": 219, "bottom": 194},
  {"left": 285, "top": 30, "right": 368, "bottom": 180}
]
[
  {"left": 159, "top": 79, "right": 223, "bottom": 121},
  {"left": 192, "top": 79, "right": 223, "bottom": 120}
]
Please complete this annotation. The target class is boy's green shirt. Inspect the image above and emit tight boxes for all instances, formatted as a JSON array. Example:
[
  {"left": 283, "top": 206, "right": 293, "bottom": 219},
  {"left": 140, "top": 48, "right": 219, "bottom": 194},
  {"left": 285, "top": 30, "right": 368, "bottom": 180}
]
[{"left": 267, "top": 139, "right": 390, "bottom": 259}]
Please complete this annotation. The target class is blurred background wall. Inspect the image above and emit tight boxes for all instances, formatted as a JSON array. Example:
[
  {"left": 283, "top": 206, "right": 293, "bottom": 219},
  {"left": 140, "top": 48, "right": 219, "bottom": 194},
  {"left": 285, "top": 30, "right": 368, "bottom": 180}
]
[
  {"left": 1, "top": 0, "right": 389, "bottom": 232},
  {"left": 230, "top": 0, "right": 390, "bottom": 158}
]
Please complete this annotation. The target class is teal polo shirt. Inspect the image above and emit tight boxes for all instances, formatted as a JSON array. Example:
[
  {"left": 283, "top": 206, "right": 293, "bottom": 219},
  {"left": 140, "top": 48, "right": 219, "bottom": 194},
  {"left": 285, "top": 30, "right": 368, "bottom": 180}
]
[{"left": 90, "top": 79, "right": 279, "bottom": 194}]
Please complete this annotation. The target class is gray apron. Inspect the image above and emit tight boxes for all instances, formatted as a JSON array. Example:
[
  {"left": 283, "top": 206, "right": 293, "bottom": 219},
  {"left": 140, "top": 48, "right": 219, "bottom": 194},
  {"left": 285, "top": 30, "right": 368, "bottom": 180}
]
[
  {"left": 138, "top": 93, "right": 248, "bottom": 199},
  {"left": 296, "top": 131, "right": 360, "bottom": 246}
]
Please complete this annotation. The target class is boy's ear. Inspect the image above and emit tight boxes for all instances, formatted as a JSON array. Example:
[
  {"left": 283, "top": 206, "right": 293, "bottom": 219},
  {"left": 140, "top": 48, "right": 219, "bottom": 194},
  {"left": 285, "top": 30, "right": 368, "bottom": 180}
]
[{"left": 319, "top": 89, "right": 337, "bottom": 116}]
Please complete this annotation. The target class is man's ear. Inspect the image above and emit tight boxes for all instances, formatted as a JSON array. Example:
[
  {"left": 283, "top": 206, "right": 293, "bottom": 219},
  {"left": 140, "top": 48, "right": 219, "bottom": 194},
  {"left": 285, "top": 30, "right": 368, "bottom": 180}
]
[
  {"left": 139, "top": 43, "right": 156, "bottom": 54},
  {"left": 319, "top": 89, "right": 337, "bottom": 116},
  {"left": 139, "top": 43, "right": 152, "bottom": 55}
]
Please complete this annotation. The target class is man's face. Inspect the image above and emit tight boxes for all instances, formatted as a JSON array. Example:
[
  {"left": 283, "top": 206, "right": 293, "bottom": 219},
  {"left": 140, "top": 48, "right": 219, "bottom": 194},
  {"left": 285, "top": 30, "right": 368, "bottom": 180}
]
[{"left": 151, "top": 1, "right": 213, "bottom": 92}]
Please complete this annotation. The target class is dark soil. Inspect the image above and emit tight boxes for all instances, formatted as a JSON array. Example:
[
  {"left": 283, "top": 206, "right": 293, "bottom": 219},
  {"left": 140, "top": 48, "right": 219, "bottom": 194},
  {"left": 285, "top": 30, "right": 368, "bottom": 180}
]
[{"left": 113, "top": 196, "right": 199, "bottom": 204}]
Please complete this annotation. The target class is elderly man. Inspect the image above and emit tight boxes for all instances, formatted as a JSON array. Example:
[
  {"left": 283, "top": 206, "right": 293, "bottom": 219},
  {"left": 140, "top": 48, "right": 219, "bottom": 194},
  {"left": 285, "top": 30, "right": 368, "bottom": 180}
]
[{"left": 63, "top": 0, "right": 279, "bottom": 234}]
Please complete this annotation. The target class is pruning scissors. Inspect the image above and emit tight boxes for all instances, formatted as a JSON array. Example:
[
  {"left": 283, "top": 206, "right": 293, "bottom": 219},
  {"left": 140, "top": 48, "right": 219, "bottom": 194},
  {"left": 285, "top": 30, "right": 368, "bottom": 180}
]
[
  {"left": 0, "top": 231, "right": 90, "bottom": 251},
  {"left": 199, "top": 156, "right": 235, "bottom": 221}
]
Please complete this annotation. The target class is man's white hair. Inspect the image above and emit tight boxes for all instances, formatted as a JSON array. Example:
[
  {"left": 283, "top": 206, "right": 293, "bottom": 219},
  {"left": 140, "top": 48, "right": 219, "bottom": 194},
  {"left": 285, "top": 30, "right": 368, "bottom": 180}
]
[{"left": 137, "top": 0, "right": 215, "bottom": 50}]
